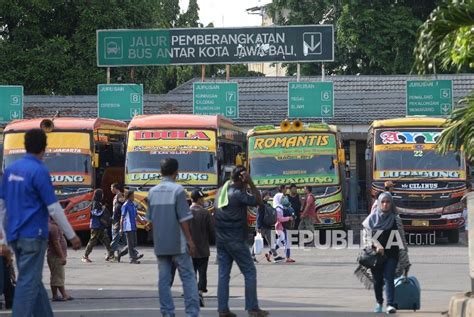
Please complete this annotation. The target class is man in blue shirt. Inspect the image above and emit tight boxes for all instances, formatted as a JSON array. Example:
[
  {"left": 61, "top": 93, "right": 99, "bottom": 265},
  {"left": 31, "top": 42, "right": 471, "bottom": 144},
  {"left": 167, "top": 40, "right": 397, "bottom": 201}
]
[
  {"left": 118, "top": 190, "right": 143, "bottom": 264},
  {"left": 0, "top": 129, "right": 81, "bottom": 317}
]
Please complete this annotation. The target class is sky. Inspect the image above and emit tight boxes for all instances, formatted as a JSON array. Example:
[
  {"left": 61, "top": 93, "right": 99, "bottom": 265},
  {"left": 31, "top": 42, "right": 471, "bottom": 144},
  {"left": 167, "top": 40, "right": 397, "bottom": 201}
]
[{"left": 179, "top": 0, "right": 272, "bottom": 28}]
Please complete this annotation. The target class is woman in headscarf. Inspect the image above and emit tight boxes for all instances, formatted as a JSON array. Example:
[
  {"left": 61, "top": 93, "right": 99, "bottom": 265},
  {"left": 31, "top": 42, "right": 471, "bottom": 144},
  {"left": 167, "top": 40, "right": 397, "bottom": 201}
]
[
  {"left": 82, "top": 189, "right": 114, "bottom": 263},
  {"left": 355, "top": 192, "right": 410, "bottom": 314},
  {"left": 272, "top": 193, "right": 295, "bottom": 263}
]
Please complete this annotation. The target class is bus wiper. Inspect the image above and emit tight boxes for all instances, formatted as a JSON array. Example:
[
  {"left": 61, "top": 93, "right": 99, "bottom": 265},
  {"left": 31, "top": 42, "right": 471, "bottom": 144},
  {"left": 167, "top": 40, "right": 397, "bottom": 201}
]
[
  {"left": 84, "top": 159, "right": 88, "bottom": 174},
  {"left": 136, "top": 175, "right": 193, "bottom": 191},
  {"left": 137, "top": 177, "right": 158, "bottom": 191}
]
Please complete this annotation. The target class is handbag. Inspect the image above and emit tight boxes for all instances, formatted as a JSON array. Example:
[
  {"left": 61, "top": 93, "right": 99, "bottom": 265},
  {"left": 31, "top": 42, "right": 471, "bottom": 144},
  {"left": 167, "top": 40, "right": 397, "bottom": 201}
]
[
  {"left": 357, "top": 247, "right": 386, "bottom": 268},
  {"left": 282, "top": 218, "right": 295, "bottom": 230},
  {"left": 99, "top": 206, "right": 112, "bottom": 228}
]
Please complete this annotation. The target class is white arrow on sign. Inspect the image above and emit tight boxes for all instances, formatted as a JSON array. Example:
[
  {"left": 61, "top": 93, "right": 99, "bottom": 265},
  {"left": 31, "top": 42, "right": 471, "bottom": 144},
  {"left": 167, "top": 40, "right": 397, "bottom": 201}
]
[
  {"left": 441, "top": 104, "right": 451, "bottom": 114},
  {"left": 321, "top": 105, "right": 331, "bottom": 115},
  {"left": 10, "top": 111, "right": 19, "bottom": 119},
  {"left": 303, "top": 32, "right": 322, "bottom": 56},
  {"left": 226, "top": 106, "right": 236, "bottom": 116},
  {"left": 130, "top": 108, "right": 141, "bottom": 117}
]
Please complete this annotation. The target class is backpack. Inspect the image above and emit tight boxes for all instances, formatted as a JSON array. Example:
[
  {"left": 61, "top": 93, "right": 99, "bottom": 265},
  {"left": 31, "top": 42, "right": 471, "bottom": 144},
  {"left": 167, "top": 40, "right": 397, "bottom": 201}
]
[
  {"left": 262, "top": 204, "right": 277, "bottom": 228},
  {"left": 99, "top": 206, "right": 112, "bottom": 228}
]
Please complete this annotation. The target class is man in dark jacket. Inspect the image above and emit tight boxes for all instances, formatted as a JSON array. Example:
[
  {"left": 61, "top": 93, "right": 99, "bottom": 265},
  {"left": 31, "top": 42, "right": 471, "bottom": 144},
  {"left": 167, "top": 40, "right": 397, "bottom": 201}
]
[
  {"left": 189, "top": 189, "right": 215, "bottom": 308},
  {"left": 215, "top": 166, "right": 269, "bottom": 317},
  {"left": 287, "top": 184, "right": 302, "bottom": 227}
]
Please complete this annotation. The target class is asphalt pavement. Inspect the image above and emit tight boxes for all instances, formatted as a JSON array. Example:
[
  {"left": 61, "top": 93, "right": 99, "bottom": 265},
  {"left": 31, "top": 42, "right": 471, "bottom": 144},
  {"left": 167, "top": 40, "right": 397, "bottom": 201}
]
[{"left": 0, "top": 236, "right": 469, "bottom": 317}]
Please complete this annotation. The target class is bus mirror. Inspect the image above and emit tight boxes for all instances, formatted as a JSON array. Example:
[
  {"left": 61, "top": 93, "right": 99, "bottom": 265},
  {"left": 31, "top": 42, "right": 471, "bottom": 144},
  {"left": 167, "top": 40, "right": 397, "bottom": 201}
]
[
  {"left": 338, "top": 149, "right": 345, "bottom": 164},
  {"left": 207, "top": 154, "right": 214, "bottom": 169},
  {"left": 455, "top": 154, "right": 461, "bottom": 166},
  {"left": 92, "top": 153, "right": 99, "bottom": 168},
  {"left": 365, "top": 149, "right": 372, "bottom": 161}
]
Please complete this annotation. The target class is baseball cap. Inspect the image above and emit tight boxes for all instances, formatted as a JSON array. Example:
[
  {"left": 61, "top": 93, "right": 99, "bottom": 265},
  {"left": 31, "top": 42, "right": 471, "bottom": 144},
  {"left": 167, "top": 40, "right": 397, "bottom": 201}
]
[{"left": 191, "top": 189, "right": 207, "bottom": 202}]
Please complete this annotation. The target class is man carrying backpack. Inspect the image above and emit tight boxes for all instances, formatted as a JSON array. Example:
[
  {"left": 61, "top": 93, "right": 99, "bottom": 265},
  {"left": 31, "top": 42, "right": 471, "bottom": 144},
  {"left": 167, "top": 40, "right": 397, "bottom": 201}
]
[{"left": 255, "top": 191, "right": 279, "bottom": 263}]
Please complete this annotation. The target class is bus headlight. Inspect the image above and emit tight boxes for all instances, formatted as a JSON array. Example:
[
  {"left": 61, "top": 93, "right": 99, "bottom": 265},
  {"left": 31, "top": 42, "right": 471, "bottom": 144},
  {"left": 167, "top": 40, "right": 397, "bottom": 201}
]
[
  {"left": 134, "top": 201, "right": 146, "bottom": 212},
  {"left": 69, "top": 200, "right": 91, "bottom": 213},
  {"left": 203, "top": 199, "right": 214, "bottom": 209},
  {"left": 318, "top": 202, "right": 340, "bottom": 214},
  {"left": 443, "top": 202, "right": 464, "bottom": 214}
]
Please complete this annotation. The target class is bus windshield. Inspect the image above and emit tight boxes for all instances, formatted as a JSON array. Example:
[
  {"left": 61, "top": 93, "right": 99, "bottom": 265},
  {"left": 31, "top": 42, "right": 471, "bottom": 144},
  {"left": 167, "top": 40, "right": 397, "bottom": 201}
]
[
  {"left": 4, "top": 153, "right": 92, "bottom": 186},
  {"left": 126, "top": 129, "right": 218, "bottom": 186},
  {"left": 3, "top": 132, "right": 93, "bottom": 186},
  {"left": 248, "top": 133, "right": 339, "bottom": 187},
  {"left": 374, "top": 149, "right": 464, "bottom": 179},
  {"left": 373, "top": 128, "right": 465, "bottom": 180}
]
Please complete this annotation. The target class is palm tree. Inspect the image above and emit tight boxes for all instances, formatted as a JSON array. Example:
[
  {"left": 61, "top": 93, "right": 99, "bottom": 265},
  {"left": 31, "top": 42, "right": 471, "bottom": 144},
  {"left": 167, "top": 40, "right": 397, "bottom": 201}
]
[
  {"left": 436, "top": 92, "right": 474, "bottom": 160},
  {"left": 413, "top": 1, "right": 474, "bottom": 158},
  {"left": 413, "top": 2, "right": 474, "bottom": 74}
]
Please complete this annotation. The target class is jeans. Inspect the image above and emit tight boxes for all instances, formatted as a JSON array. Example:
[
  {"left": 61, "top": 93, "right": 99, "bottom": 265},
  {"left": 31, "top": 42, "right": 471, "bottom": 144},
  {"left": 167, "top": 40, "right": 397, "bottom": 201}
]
[
  {"left": 275, "top": 229, "right": 290, "bottom": 258},
  {"left": 371, "top": 257, "right": 398, "bottom": 306},
  {"left": 217, "top": 240, "right": 259, "bottom": 312},
  {"left": 260, "top": 228, "right": 277, "bottom": 257},
  {"left": 192, "top": 257, "right": 209, "bottom": 292},
  {"left": 157, "top": 253, "right": 200, "bottom": 317},
  {"left": 11, "top": 238, "right": 53, "bottom": 317},
  {"left": 110, "top": 224, "right": 125, "bottom": 252},
  {"left": 119, "top": 231, "right": 139, "bottom": 261}
]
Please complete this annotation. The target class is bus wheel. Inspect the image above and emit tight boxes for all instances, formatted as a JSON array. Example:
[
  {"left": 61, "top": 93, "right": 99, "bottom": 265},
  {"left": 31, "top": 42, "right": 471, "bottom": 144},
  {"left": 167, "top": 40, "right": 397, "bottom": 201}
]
[{"left": 447, "top": 229, "right": 460, "bottom": 244}]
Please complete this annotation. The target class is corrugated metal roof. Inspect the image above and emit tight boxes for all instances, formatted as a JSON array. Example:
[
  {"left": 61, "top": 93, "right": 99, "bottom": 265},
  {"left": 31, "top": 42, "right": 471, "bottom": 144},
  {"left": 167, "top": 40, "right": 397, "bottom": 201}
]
[{"left": 24, "top": 74, "right": 474, "bottom": 127}]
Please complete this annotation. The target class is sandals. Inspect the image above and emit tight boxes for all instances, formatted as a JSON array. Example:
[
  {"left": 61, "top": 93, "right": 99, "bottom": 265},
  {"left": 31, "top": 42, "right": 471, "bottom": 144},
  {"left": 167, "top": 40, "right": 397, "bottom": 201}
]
[{"left": 81, "top": 256, "right": 92, "bottom": 263}]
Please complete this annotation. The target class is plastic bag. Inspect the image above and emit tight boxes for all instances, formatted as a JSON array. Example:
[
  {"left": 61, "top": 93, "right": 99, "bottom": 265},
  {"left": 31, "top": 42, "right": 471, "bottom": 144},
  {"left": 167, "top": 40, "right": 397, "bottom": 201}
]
[{"left": 253, "top": 233, "right": 264, "bottom": 255}]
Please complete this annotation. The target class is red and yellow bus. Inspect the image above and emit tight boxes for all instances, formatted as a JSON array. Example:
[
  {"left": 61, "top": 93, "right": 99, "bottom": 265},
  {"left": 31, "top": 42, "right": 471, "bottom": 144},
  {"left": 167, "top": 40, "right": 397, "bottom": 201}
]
[
  {"left": 3, "top": 118, "right": 127, "bottom": 233},
  {"left": 125, "top": 114, "right": 245, "bottom": 227}
]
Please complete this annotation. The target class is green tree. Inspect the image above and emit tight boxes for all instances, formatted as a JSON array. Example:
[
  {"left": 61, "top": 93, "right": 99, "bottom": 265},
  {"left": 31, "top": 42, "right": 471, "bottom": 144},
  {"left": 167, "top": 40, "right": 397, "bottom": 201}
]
[
  {"left": 267, "top": 0, "right": 437, "bottom": 76},
  {"left": 0, "top": 1, "right": 262, "bottom": 95},
  {"left": 414, "top": 2, "right": 474, "bottom": 159}
]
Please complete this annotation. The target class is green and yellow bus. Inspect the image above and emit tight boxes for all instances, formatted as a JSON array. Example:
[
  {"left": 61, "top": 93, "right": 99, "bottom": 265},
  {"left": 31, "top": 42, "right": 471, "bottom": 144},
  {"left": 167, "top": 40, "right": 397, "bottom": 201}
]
[{"left": 247, "top": 120, "right": 347, "bottom": 229}]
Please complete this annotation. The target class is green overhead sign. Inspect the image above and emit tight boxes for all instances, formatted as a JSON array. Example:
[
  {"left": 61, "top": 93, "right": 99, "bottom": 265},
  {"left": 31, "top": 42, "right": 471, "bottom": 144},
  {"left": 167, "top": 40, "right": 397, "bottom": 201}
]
[
  {"left": 0, "top": 86, "right": 23, "bottom": 122},
  {"left": 98, "top": 84, "right": 143, "bottom": 121},
  {"left": 193, "top": 82, "right": 238, "bottom": 119},
  {"left": 97, "top": 25, "right": 334, "bottom": 66},
  {"left": 288, "top": 82, "right": 334, "bottom": 118},
  {"left": 406, "top": 80, "right": 453, "bottom": 116}
]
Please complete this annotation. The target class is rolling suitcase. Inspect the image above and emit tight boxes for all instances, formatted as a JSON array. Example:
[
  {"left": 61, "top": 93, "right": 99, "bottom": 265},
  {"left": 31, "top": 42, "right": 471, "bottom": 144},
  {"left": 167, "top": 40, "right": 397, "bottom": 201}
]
[{"left": 393, "top": 276, "right": 421, "bottom": 311}]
